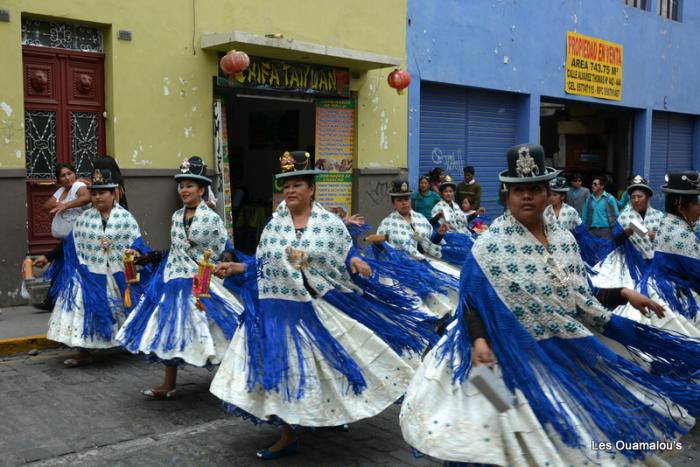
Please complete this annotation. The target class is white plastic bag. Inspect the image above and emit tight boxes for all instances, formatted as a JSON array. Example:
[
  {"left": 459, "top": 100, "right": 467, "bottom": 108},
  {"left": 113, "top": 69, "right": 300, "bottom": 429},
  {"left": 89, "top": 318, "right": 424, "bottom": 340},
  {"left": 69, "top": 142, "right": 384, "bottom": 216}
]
[
  {"left": 51, "top": 211, "right": 75, "bottom": 238},
  {"left": 20, "top": 280, "right": 31, "bottom": 299}
]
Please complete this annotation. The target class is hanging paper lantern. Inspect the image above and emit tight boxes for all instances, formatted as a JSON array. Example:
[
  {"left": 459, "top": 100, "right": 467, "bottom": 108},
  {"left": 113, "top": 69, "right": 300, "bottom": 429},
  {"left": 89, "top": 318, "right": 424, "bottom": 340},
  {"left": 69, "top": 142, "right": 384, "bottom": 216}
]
[
  {"left": 219, "top": 50, "right": 250, "bottom": 76},
  {"left": 387, "top": 68, "right": 411, "bottom": 95}
]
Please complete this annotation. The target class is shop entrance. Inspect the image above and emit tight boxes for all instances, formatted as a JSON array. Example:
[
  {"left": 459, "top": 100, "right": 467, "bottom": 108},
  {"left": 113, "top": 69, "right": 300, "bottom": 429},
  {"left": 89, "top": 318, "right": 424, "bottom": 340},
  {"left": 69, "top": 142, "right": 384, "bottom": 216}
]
[
  {"left": 540, "top": 99, "right": 633, "bottom": 197},
  {"left": 217, "top": 92, "right": 316, "bottom": 253}
]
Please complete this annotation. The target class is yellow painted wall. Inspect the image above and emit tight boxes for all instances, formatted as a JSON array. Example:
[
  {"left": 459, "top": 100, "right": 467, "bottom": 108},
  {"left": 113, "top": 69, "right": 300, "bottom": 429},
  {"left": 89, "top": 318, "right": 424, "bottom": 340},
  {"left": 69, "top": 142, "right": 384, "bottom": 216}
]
[{"left": 0, "top": 0, "right": 406, "bottom": 170}]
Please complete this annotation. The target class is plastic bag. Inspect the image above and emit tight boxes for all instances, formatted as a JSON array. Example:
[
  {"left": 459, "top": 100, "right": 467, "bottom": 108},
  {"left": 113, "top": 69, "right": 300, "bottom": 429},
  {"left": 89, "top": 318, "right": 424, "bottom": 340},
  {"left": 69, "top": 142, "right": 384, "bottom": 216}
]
[{"left": 51, "top": 211, "right": 75, "bottom": 238}]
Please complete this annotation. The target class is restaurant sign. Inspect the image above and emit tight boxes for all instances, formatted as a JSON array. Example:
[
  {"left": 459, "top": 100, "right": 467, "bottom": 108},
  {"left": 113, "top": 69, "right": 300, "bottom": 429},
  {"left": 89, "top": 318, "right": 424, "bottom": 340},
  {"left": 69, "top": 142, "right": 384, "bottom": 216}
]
[{"left": 220, "top": 55, "right": 350, "bottom": 98}]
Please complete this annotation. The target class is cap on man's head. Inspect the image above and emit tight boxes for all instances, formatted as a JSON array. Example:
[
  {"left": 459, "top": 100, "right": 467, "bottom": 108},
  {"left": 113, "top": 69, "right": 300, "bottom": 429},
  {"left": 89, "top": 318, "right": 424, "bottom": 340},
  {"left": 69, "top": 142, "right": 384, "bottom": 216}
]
[{"left": 463, "top": 166, "right": 475, "bottom": 174}]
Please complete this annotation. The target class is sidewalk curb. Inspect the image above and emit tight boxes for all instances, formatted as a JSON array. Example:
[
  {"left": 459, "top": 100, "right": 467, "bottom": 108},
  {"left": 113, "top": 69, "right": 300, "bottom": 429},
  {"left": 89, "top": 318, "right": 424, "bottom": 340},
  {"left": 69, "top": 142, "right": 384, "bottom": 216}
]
[{"left": 0, "top": 335, "right": 60, "bottom": 356}]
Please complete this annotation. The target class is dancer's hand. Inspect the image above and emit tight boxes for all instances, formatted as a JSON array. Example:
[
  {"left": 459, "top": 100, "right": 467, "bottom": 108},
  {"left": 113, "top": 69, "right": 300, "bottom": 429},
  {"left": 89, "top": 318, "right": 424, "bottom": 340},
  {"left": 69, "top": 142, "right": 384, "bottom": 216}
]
[
  {"left": 472, "top": 338, "right": 495, "bottom": 366},
  {"left": 621, "top": 288, "right": 665, "bottom": 319},
  {"left": 345, "top": 214, "right": 365, "bottom": 226},
  {"left": 124, "top": 248, "right": 141, "bottom": 258},
  {"left": 350, "top": 257, "right": 372, "bottom": 278},
  {"left": 437, "top": 223, "right": 449, "bottom": 236},
  {"left": 214, "top": 262, "right": 246, "bottom": 278}
]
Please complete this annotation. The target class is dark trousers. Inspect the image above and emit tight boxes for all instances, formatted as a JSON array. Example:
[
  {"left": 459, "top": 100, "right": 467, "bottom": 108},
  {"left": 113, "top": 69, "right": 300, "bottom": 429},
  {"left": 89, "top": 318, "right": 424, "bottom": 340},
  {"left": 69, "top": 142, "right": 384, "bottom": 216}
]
[{"left": 588, "top": 227, "right": 612, "bottom": 240}]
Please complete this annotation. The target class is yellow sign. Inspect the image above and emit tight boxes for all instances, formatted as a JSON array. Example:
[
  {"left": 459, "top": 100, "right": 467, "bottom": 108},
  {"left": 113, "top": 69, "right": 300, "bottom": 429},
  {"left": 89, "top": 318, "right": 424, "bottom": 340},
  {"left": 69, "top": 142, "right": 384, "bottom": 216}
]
[{"left": 565, "top": 32, "right": 623, "bottom": 101}]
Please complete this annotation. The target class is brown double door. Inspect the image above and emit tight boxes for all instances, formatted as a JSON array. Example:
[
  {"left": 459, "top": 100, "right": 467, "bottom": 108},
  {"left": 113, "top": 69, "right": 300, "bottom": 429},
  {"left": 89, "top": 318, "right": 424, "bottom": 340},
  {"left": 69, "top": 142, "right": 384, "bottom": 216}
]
[{"left": 23, "top": 45, "right": 105, "bottom": 253}]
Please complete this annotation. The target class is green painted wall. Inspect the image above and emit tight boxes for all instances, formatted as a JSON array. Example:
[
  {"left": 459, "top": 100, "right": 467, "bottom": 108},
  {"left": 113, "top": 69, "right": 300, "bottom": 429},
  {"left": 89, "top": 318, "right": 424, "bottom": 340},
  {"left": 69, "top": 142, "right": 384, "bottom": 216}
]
[{"left": 0, "top": 0, "right": 407, "bottom": 170}]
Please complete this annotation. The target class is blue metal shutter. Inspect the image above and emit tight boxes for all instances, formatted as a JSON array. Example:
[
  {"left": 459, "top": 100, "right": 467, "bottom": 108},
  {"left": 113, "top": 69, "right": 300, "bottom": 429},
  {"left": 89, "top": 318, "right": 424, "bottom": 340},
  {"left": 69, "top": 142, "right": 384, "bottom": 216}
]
[
  {"left": 650, "top": 113, "right": 669, "bottom": 209},
  {"left": 667, "top": 114, "right": 693, "bottom": 172},
  {"left": 419, "top": 83, "right": 518, "bottom": 215},
  {"left": 649, "top": 112, "right": 694, "bottom": 209},
  {"left": 466, "top": 90, "right": 518, "bottom": 214},
  {"left": 419, "top": 83, "right": 467, "bottom": 180}
]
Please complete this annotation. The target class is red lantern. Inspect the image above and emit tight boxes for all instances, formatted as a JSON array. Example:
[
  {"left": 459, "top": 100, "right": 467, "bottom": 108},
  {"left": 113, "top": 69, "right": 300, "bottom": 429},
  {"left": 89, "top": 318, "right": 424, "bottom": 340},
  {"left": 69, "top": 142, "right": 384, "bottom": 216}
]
[
  {"left": 220, "top": 50, "right": 250, "bottom": 76},
  {"left": 387, "top": 68, "right": 411, "bottom": 95}
]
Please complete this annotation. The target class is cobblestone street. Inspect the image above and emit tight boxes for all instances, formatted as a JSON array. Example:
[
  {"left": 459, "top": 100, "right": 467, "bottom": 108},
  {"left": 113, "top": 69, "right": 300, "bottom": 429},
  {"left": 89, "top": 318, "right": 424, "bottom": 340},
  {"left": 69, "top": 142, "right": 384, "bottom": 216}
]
[
  {"left": 1, "top": 348, "right": 699, "bottom": 466},
  {"left": 0, "top": 348, "right": 440, "bottom": 466}
]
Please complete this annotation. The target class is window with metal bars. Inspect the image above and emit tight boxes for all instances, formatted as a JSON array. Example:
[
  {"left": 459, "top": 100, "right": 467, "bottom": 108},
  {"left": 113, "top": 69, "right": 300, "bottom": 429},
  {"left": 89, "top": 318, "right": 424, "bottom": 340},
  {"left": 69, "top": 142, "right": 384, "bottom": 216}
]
[
  {"left": 657, "top": 0, "right": 680, "bottom": 21},
  {"left": 623, "top": 0, "right": 647, "bottom": 10}
]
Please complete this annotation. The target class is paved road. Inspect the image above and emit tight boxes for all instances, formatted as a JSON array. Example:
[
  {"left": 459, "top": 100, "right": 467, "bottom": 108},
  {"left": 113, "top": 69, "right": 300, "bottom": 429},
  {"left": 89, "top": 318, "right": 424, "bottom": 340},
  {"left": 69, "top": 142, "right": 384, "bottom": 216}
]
[
  {"left": 0, "top": 306, "right": 49, "bottom": 340},
  {"left": 0, "top": 348, "right": 698, "bottom": 466},
  {"left": 0, "top": 348, "right": 439, "bottom": 467}
]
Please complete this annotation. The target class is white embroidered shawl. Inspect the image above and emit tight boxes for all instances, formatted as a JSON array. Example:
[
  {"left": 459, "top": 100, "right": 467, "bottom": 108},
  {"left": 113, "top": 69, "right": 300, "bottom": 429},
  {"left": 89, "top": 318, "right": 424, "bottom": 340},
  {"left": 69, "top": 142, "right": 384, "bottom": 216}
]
[
  {"left": 257, "top": 202, "right": 357, "bottom": 301},
  {"left": 472, "top": 213, "right": 611, "bottom": 341},
  {"left": 431, "top": 199, "right": 470, "bottom": 234},
  {"left": 164, "top": 201, "right": 228, "bottom": 281},
  {"left": 543, "top": 203, "right": 581, "bottom": 231},
  {"left": 73, "top": 205, "right": 142, "bottom": 274},
  {"left": 377, "top": 210, "right": 441, "bottom": 260},
  {"left": 616, "top": 204, "right": 663, "bottom": 259},
  {"left": 654, "top": 213, "right": 700, "bottom": 259}
]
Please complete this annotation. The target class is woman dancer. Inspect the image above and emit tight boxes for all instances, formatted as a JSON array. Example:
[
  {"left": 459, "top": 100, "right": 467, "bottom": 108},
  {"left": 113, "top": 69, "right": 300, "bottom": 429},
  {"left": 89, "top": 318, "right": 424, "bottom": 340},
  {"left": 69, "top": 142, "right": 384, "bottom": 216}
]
[
  {"left": 38, "top": 168, "right": 148, "bottom": 367},
  {"left": 431, "top": 175, "right": 472, "bottom": 235},
  {"left": 401, "top": 144, "right": 700, "bottom": 466},
  {"left": 210, "top": 151, "right": 432, "bottom": 459},
  {"left": 374, "top": 179, "right": 463, "bottom": 318},
  {"left": 545, "top": 176, "right": 613, "bottom": 270},
  {"left": 639, "top": 171, "right": 700, "bottom": 330},
  {"left": 117, "top": 156, "right": 245, "bottom": 399}
]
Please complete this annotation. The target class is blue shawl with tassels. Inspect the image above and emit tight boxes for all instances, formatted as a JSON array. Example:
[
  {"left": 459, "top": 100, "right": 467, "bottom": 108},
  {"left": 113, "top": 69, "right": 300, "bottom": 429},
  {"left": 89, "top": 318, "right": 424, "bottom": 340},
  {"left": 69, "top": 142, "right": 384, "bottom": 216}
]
[
  {"left": 607, "top": 204, "right": 663, "bottom": 283},
  {"left": 439, "top": 212, "right": 700, "bottom": 461},
  {"left": 118, "top": 201, "right": 241, "bottom": 355},
  {"left": 47, "top": 205, "right": 149, "bottom": 340},
  {"left": 377, "top": 209, "right": 470, "bottom": 266},
  {"left": 641, "top": 212, "right": 700, "bottom": 320},
  {"left": 245, "top": 202, "right": 435, "bottom": 402}
]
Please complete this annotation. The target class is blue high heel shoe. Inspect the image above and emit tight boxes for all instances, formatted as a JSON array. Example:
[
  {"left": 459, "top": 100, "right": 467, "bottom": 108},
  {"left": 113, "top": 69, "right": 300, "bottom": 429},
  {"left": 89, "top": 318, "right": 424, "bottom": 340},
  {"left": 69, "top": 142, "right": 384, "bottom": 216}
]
[{"left": 256, "top": 440, "right": 299, "bottom": 460}]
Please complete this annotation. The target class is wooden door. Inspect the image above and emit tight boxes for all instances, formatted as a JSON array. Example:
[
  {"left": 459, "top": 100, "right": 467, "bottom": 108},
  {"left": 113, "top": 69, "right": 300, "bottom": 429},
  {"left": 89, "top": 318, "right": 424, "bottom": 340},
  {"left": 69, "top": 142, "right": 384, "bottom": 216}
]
[{"left": 23, "top": 45, "right": 105, "bottom": 253}]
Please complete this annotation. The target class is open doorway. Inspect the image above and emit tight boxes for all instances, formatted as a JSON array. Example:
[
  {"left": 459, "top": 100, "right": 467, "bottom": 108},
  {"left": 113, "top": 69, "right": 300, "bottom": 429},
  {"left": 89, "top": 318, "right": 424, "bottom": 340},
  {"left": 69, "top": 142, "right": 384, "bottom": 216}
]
[
  {"left": 540, "top": 98, "right": 634, "bottom": 197},
  {"left": 220, "top": 92, "right": 316, "bottom": 253}
]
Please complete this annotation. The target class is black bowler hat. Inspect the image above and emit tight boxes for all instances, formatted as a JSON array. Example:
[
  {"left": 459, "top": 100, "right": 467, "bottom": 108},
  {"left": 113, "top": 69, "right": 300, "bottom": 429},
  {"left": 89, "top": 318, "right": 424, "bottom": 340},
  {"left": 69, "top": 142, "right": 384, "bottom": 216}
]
[
  {"left": 275, "top": 151, "right": 322, "bottom": 180},
  {"left": 88, "top": 168, "right": 119, "bottom": 189},
  {"left": 626, "top": 175, "right": 653, "bottom": 196},
  {"left": 174, "top": 156, "right": 211, "bottom": 185},
  {"left": 439, "top": 175, "right": 457, "bottom": 191},
  {"left": 661, "top": 171, "right": 700, "bottom": 195},
  {"left": 389, "top": 179, "right": 412, "bottom": 198},
  {"left": 549, "top": 176, "right": 570, "bottom": 193},
  {"left": 499, "top": 144, "right": 558, "bottom": 184}
]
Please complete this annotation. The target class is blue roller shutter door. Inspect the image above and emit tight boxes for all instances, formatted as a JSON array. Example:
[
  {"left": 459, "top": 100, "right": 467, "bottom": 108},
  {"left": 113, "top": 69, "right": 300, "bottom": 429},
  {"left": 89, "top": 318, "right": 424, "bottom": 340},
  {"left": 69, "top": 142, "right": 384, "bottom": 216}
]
[
  {"left": 419, "top": 84, "right": 467, "bottom": 180},
  {"left": 419, "top": 83, "right": 517, "bottom": 214},
  {"left": 649, "top": 112, "right": 694, "bottom": 209},
  {"left": 466, "top": 92, "right": 518, "bottom": 214}
]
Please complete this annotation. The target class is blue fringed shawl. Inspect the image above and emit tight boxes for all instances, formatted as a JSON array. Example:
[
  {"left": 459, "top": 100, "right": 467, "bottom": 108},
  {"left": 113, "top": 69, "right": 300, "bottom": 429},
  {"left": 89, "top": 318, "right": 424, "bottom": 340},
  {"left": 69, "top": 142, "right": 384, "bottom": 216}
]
[
  {"left": 641, "top": 213, "right": 700, "bottom": 320},
  {"left": 241, "top": 203, "right": 435, "bottom": 400},
  {"left": 46, "top": 206, "right": 148, "bottom": 340},
  {"left": 438, "top": 213, "right": 700, "bottom": 461}
]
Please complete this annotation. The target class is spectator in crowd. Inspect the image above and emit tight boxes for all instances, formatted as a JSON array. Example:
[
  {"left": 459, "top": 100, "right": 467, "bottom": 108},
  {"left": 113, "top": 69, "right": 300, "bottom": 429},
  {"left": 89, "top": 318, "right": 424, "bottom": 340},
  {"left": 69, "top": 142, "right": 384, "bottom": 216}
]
[
  {"left": 582, "top": 174, "right": 620, "bottom": 240},
  {"left": 410, "top": 175, "right": 441, "bottom": 220},
  {"left": 456, "top": 165, "right": 482, "bottom": 210},
  {"left": 427, "top": 167, "right": 444, "bottom": 194},
  {"left": 566, "top": 172, "right": 590, "bottom": 216},
  {"left": 616, "top": 175, "right": 635, "bottom": 211},
  {"left": 44, "top": 163, "right": 91, "bottom": 239}
]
